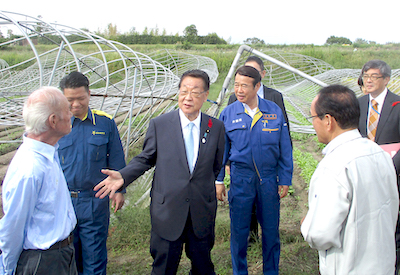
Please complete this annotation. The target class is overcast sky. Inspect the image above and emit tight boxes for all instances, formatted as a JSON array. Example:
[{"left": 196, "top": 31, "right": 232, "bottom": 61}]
[{"left": 1, "top": 0, "right": 399, "bottom": 45}]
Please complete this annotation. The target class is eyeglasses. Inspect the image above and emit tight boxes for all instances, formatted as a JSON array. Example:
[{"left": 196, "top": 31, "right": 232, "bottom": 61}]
[
  {"left": 307, "top": 113, "right": 328, "bottom": 120},
  {"left": 307, "top": 114, "right": 320, "bottom": 120},
  {"left": 362, "top": 74, "right": 384, "bottom": 81},
  {"left": 179, "top": 90, "right": 207, "bottom": 98}
]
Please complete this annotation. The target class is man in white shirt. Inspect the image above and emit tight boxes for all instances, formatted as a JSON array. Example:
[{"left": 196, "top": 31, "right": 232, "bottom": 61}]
[
  {"left": 301, "top": 84, "right": 399, "bottom": 275},
  {"left": 0, "top": 87, "right": 77, "bottom": 275}
]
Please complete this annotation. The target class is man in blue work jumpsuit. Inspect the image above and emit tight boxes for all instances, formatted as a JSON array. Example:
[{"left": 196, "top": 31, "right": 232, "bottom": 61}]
[
  {"left": 216, "top": 66, "right": 293, "bottom": 275},
  {"left": 58, "top": 72, "right": 126, "bottom": 275}
]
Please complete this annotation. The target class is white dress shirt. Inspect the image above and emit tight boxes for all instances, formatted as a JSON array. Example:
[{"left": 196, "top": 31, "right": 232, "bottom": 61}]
[
  {"left": 368, "top": 87, "right": 387, "bottom": 119},
  {"left": 179, "top": 109, "right": 201, "bottom": 172},
  {"left": 257, "top": 83, "right": 264, "bottom": 99}
]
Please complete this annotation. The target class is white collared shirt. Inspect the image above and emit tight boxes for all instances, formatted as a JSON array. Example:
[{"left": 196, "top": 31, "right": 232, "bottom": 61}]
[
  {"left": 242, "top": 101, "right": 259, "bottom": 119},
  {"left": 179, "top": 109, "right": 201, "bottom": 171},
  {"left": 257, "top": 83, "right": 264, "bottom": 99},
  {"left": 368, "top": 87, "right": 387, "bottom": 115}
]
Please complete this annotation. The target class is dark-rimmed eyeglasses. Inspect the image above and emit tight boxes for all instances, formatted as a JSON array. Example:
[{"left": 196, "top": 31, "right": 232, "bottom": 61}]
[
  {"left": 361, "top": 74, "right": 384, "bottom": 81},
  {"left": 307, "top": 113, "right": 328, "bottom": 120},
  {"left": 179, "top": 90, "right": 207, "bottom": 98}
]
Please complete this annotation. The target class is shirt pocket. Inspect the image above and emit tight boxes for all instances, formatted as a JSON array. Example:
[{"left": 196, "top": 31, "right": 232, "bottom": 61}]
[
  {"left": 226, "top": 123, "right": 249, "bottom": 152},
  {"left": 88, "top": 135, "right": 108, "bottom": 162},
  {"left": 58, "top": 138, "right": 75, "bottom": 167},
  {"left": 260, "top": 120, "right": 280, "bottom": 146}
]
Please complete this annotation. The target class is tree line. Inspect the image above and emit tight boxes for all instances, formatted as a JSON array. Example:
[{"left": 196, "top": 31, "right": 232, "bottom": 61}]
[{"left": 0, "top": 23, "right": 227, "bottom": 46}]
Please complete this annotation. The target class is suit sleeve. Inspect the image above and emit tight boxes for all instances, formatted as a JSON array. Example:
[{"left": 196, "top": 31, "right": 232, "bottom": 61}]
[
  {"left": 228, "top": 93, "right": 237, "bottom": 105},
  {"left": 216, "top": 111, "right": 230, "bottom": 182},
  {"left": 213, "top": 121, "right": 226, "bottom": 178},
  {"left": 272, "top": 92, "right": 291, "bottom": 135},
  {"left": 120, "top": 119, "right": 157, "bottom": 188}
]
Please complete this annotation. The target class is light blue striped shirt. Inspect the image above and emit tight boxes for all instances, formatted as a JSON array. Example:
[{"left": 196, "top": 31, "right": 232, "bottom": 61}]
[{"left": 0, "top": 135, "right": 77, "bottom": 275}]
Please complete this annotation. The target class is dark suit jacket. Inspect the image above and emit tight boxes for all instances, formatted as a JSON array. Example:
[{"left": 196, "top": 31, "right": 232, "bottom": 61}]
[
  {"left": 119, "top": 110, "right": 225, "bottom": 241},
  {"left": 228, "top": 84, "right": 291, "bottom": 133},
  {"left": 358, "top": 90, "right": 400, "bottom": 172}
]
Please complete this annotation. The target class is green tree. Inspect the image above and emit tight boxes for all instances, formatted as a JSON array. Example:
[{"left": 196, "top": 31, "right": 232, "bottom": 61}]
[
  {"left": 354, "top": 38, "right": 368, "bottom": 45},
  {"left": 325, "top": 35, "right": 352, "bottom": 45},
  {"left": 184, "top": 24, "right": 198, "bottom": 37},
  {"left": 127, "top": 27, "right": 137, "bottom": 35},
  {"left": 184, "top": 24, "right": 198, "bottom": 43},
  {"left": 202, "top": 33, "right": 227, "bottom": 44},
  {"left": 243, "top": 37, "right": 265, "bottom": 45}
]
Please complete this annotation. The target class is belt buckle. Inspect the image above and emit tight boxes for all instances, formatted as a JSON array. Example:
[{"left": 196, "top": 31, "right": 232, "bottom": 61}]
[
  {"left": 70, "top": 191, "right": 79, "bottom": 198},
  {"left": 67, "top": 234, "right": 73, "bottom": 244}
]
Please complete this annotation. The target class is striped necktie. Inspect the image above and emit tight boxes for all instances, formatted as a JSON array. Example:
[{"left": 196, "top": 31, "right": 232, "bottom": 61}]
[{"left": 367, "top": 99, "right": 379, "bottom": 141}]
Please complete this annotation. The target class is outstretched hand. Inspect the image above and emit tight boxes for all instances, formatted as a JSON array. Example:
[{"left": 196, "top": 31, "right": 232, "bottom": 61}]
[{"left": 94, "top": 169, "right": 124, "bottom": 199}]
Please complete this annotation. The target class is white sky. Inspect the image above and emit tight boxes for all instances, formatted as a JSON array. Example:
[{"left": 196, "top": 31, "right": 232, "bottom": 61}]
[{"left": 1, "top": 0, "right": 399, "bottom": 45}]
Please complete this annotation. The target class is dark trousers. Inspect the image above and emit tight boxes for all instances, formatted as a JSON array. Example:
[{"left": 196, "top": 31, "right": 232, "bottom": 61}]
[
  {"left": 150, "top": 213, "right": 216, "bottom": 275},
  {"left": 249, "top": 203, "right": 259, "bottom": 242},
  {"left": 72, "top": 195, "right": 109, "bottom": 275},
  {"left": 395, "top": 212, "right": 400, "bottom": 275},
  {"left": 16, "top": 243, "right": 77, "bottom": 275}
]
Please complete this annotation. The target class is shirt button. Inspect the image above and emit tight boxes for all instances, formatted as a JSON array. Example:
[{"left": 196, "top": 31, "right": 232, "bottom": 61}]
[{"left": 186, "top": 198, "right": 190, "bottom": 202}]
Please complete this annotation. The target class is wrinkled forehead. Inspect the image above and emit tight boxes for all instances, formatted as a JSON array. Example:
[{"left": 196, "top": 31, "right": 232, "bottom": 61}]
[
  {"left": 180, "top": 83, "right": 203, "bottom": 91},
  {"left": 364, "top": 68, "right": 381, "bottom": 75}
]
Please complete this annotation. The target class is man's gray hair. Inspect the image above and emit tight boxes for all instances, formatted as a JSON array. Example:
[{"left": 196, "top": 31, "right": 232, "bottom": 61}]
[
  {"left": 23, "top": 86, "right": 65, "bottom": 135},
  {"left": 362, "top": 59, "right": 392, "bottom": 78}
]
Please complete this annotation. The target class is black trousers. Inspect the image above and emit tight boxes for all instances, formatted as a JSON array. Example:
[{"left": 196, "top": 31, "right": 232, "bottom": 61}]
[
  {"left": 395, "top": 212, "right": 400, "bottom": 275},
  {"left": 16, "top": 243, "right": 77, "bottom": 275},
  {"left": 150, "top": 213, "right": 215, "bottom": 275}
]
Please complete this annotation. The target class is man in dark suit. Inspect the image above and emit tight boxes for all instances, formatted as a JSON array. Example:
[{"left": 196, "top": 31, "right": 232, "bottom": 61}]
[
  {"left": 357, "top": 59, "right": 400, "bottom": 274},
  {"left": 227, "top": 56, "right": 291, "bottom": 243},
  {"left": 94, "top": 69, "right": 225, "bottom": 275}
]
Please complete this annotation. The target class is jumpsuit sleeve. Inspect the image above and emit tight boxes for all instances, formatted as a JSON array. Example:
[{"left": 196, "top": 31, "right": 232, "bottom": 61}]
[{"left": 277, "top": 112, "right": 293, "bottom": 185}]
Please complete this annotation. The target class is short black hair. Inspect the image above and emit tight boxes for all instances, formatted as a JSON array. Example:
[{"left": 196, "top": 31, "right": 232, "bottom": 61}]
[
  {"left": 235, "top": 66, "right": 261, "bottom": 87},
  {"left": 315, "top": 85, "right": 360, "bottom": 129},
  {"left": 179, "top": 70, "right": 210, "bottom": 91},
  {"left": 245, "top": 56, "right": 264, "bottom": 71},
  {"left": 59, "top": 71, "right": 90, "bottom": 93},
  {"left": 361, "top": 59, "right": 391, "bottom": 78}
]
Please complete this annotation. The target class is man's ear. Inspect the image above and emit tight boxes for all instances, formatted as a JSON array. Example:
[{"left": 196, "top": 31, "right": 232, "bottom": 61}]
[
  {"left": 48, "top": 114, "right": 57, "bottom": 129},
  {"left": 325, "top": 114, "right": 336, "bottom": 131}
]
